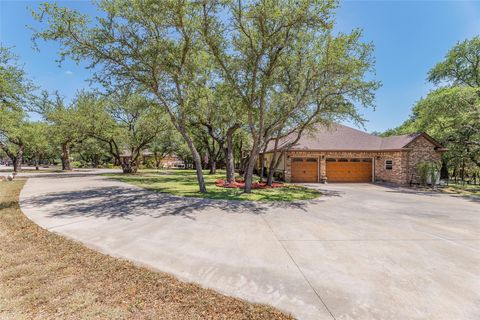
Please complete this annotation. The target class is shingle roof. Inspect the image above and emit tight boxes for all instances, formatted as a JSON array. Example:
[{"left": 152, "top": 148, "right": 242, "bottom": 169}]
[{"left": 265, "top": 123, "right": 436, "bottom": 152}]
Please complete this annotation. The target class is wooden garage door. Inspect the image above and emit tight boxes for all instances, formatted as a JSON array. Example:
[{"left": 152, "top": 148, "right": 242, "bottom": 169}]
[
  {"left": 326, "top": 158, "right": 372, "bottom": 182},
  {"left": 291, "top": 157, "right": 318, "bottom": 183}
]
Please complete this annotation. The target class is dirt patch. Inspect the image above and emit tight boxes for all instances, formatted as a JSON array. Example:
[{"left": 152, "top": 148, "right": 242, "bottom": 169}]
[{"left": 0, "top": 180, "right": 293, "bottom": 320}]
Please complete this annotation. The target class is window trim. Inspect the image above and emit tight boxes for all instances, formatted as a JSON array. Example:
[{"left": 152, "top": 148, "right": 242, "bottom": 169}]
[{"left": 385, "top": 159, "right": 393, "bottom": 170}]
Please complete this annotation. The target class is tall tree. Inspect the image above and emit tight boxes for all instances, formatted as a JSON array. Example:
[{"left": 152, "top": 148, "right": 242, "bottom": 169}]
[
  {"left": 385, "top": 36, "right": 480, "bottom": 180},
  {"left": 428, "top": 36, "right": 480, "bottom": 87},
  {"left": 33, "top": 1, "right": 216, "bottom": 192},
  {"left": 0, "top": 46, "right": 35, "bottom": 172},
  {"left": 0, "top": 46, "right": 34, "bottom": 112},
  {"left": 201, "top": 0, "right": 378, "bottom": 191},
  {"left": 0, "top": 109, "right": 27, "bottom": 172}
]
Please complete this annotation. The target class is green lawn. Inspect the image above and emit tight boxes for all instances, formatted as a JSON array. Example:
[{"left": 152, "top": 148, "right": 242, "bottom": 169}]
[
  {"left": 104, "top": 169, "right": 320, "bottom": 202},
  {"left": 444, "top": 182, "right": 480, "bottom": 196}
]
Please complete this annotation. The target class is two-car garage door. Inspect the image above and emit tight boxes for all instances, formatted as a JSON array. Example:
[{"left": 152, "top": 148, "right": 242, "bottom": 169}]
[
  {"left": 291, "top": 157, "right": 372, "bottom": 183},
  {"left": 326, "top": 158, "right": 372, "bottom": 182}
]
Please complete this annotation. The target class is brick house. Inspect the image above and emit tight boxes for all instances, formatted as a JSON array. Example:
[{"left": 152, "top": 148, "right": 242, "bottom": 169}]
[{"left": 259, "top": 124, "right": 446, "bottom": 185}]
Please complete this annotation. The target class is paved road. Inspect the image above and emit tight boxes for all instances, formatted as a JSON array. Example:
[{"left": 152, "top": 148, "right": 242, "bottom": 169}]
[{"left": 19, "top": 172, "right": 480, "bottom": 320}]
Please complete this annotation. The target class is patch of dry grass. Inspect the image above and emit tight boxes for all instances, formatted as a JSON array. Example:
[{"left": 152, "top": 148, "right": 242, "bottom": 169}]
[{"left": 0, "top": 180, "right": 293, "bottom": 320}]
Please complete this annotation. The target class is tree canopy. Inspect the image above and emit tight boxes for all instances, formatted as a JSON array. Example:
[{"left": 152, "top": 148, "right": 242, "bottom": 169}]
[{"left": 385, "top": 36, "right": 480, "bottom": 181}]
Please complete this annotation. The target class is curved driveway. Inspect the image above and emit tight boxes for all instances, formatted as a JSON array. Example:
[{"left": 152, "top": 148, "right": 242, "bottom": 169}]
[{"left": 19, "top": 171, "right": 480, "bottom": 320}]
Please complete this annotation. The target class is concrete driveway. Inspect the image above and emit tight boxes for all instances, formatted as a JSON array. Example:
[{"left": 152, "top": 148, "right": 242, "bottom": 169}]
[{"left": 19, "top": 172, "right": 480, "bottom": 320}]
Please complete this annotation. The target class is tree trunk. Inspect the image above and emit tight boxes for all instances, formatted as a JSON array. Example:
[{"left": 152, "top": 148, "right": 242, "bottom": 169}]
[
  {"left": 259, "top": 154, "right": 265, "bottom": 182},
  {"left": 154, "top": 152, "right": 161, "bottom": 168},
  {"left": 440, "top": 160, "right": 449, "bottom": 180},
  {"left": 12, "top": 146, "right": 24, "bottom": 173},
  {"left": 61, "top": 142, "right": 72, "bottom": 171},
  {"left": 178, "top": 125, "right": 207, "bottom": 193},
  {"left": 244, "top": 143, "right": 261, "bottom": 193},
  {"left": 120, "top": 156, "right": 138, "bottom": 173},
  {"left": 224, "top": 133, "right": 236, "bottom": 183},
  {"left": 35, "top": 158, "right": 39, "bottom": 171},
  {"left": 266, "top": 153, "right": 277, "bottom": 186},
  {"left": 209, "top": 159, "right": 217, "bottom": 174},
  {"left": 92, "top": 154, "right": 100, "bottom": 168},
  {"left": 243, "top": 155, "right": 258, "bottom": 193}
]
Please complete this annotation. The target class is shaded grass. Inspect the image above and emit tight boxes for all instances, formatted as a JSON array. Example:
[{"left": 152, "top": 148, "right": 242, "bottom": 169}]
[
  {"left": 104, "top": 169, "right": 320, "bottom": 202},
  {"left": 443, "top": 183, "right": 480, "bottom": 196},
  {"left": 0, "top": 180, "right": 293, "bottom": 319}
]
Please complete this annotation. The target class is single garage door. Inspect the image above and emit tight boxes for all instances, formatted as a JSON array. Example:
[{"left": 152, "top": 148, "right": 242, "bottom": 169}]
[
  {"left": 291, "top": 157, "right": 318, "bottom": 182},
  {"left": 326, "top": 158, "right": 372, "bottom": 182}
]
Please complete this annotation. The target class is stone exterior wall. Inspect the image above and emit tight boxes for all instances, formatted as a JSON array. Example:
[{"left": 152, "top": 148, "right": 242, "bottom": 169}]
[
  {"left": 284, "top": 150, "right": 410, "bottom": 184},
  {"left": 268, "top": 136, "right": 442, "bottom": 185},
  {"left": 374, "top": 152, "right": 408, "bottom": 184},
  {"left": 406, "top": 136, "right": 442, "bottom": 184}
]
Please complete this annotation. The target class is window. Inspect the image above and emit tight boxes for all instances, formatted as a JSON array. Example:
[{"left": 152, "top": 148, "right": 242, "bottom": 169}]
[
  {"left": 326, "top": 158, "right": 336, "bottom": 162},
  {"left": 362, "top": 158, "right": 372, "bottom": 163},
  {"left": 306, "top": 158, "right": 317, "bottom": 162},
  {"left": 350, "top": 158, "right": 360, "bottom": 162},
  {"left": 385, "top": 160, "right": 393, "bottom": 170},
  {"left": 338, "top": 158, "right": 348, "bottom": 162},
  {"left": 292, "top": 158, "right": 303, "bottom": 162}
]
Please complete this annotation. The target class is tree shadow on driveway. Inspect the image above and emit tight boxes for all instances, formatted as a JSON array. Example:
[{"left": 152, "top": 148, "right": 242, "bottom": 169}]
[{"left": 21, "top": 185, "right": 334, "bottom": 221}]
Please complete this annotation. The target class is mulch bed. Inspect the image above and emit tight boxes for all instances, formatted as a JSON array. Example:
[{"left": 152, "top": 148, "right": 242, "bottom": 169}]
[{"left": 215, "top": 179, "right": 284, "bottom": 189}]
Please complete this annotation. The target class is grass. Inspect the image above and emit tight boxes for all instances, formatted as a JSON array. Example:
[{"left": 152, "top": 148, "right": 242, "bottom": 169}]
[
  {"left": 0, "top": 180, "right": 293, "bottom": 319},
  {"left": 443, "top": 182, "right": 480, "bottom": 196},
  {"left": 104, "top": 169, "right": 321, "bottom": 202}
]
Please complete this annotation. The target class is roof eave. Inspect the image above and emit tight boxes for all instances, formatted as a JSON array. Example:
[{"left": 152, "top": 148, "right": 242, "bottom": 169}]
[{"left": 263, "top": 148, "right": 411, "bottom": 153}]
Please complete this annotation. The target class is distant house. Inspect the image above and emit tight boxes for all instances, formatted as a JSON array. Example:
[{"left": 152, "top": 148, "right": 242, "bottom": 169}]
[
  {"left": 119, "top": 150, "right": 184, "bottom": 168},
  {"left": 259, "top": 124, "right": 446, "bottom": 185}
]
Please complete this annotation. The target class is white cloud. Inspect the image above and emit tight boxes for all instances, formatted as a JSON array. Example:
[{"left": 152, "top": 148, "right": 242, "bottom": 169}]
[{"left": 65, "top": 70, "right": 73, "bottom": 75}]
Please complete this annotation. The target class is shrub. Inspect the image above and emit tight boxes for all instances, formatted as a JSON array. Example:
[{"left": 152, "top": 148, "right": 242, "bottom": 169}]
[
  {"left": 416, "top": 162, "right": 440, "bottom": 186},
  {"left": 71, "top": 161, "right": 83, "bottom": 168},
  {"left": 144, "top": 158, "right": 157, "bottom": 169}
]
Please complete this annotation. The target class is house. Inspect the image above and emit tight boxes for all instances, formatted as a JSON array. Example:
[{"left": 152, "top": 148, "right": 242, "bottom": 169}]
[
  {"left": 259, "top": 124, "right": 446, "bottom": 185},
  {"left": 119, "top": 150, "right": 184, "bottom": 168}
]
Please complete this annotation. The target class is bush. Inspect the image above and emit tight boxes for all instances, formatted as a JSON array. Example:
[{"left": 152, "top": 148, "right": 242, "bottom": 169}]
[
  {"left": 71, "top": 161, "right": 83, "bottom": 168},
  {"left": 416, "top": 162, "right": 440, "bottom": 186},
  {"left": 144, "top": 158, "right": 157, "bottom": 169}
]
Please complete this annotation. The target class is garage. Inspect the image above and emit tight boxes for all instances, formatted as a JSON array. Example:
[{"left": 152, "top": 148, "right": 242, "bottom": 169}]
[
  {"left": 291, "top": 157, "right": 318, "bottom": 182},
  {"left": 326, "top": 158, "right": 372, "bottom": 182}
]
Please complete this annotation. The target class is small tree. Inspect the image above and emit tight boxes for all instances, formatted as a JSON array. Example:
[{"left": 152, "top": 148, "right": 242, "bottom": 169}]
[
  {"left": 23, "top": 122, "right": 53, "bottom": 170},
  {"left": 77, "top": 91, "right": 168, "bottom": 174},
  {"left": 416, "top": 162, "right": 440, "bottom": 187},
  {"left": 35, "top": 91, "right": 85, "bottom": 171}
]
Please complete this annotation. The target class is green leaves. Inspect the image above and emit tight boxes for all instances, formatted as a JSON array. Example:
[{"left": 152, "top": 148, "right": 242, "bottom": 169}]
[
  {"left": 428, "top": 36, "right": 480, "bottom": 87},
  {"left": 386, "top": 42, "right": 480, "bottom": 171},
  {"left": 0, "top": 46, "right": 35, "bottom": 112}
]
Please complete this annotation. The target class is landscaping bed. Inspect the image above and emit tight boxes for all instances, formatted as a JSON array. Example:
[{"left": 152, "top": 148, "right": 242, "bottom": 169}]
[{"left": 104, "top": 169, "right": 320, "bottom": 202}]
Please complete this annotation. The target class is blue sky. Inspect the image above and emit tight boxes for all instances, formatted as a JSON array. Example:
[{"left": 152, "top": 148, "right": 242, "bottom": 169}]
[{"left": 1, "top": 0, "right": 479, "bottom": 132}]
